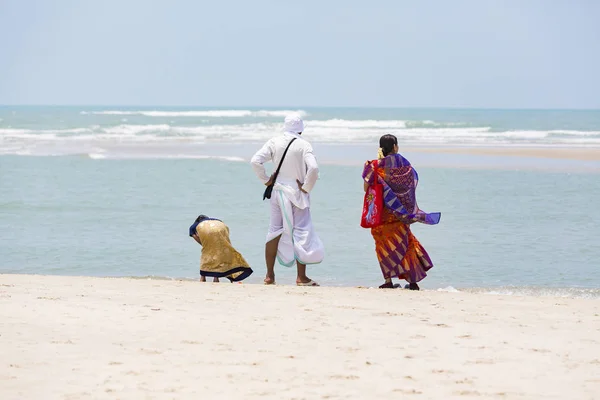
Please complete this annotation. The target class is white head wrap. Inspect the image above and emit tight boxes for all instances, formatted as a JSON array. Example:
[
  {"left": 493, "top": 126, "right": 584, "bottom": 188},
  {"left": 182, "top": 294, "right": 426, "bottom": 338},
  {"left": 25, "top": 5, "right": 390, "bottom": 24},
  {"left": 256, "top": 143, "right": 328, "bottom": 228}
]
[{"left": 283, "top": 113, "right": 305, "bottom": 134}]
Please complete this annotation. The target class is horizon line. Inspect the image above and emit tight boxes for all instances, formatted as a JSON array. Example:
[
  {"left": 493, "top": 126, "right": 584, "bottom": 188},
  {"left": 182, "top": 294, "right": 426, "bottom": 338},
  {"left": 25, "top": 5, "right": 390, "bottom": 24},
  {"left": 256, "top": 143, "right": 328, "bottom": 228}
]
[{"left": 1, "top": 104, "right": 599, "bottom": 111}]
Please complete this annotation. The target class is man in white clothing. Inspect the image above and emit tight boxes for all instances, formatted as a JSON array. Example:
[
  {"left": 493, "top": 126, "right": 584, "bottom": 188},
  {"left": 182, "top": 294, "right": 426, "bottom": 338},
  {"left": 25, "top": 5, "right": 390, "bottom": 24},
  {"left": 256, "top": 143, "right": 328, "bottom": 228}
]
[{"left": 250, "top": 113, "right": 324, "bottom": 286}]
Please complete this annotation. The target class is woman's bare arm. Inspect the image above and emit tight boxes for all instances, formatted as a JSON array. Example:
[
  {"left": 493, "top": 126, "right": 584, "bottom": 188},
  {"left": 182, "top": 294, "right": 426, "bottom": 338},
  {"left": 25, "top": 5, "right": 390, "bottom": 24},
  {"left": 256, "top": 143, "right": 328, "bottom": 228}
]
[{"left": 191, "top": 234, "right": 202, "bottom": 246}]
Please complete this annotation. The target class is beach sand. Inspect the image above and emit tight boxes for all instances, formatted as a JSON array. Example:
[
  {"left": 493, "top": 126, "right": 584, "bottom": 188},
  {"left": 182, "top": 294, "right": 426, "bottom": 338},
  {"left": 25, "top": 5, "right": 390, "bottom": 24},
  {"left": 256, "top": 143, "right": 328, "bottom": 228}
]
[
  {"left": 403, "top": 146, "right": 600, "bottom": 161},
  {"left": 122, "top": 143, "right": 600, "bottom": 165},
  {"left": 1, "top": 275, "right": 599, "bottom": 399}
]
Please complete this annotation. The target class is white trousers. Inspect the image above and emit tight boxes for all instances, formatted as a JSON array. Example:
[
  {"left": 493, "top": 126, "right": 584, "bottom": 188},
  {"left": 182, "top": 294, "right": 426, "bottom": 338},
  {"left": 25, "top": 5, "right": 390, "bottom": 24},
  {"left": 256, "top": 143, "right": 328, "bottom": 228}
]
[{"left": 266, "top": 189, "right": 325, "bottom": 267}]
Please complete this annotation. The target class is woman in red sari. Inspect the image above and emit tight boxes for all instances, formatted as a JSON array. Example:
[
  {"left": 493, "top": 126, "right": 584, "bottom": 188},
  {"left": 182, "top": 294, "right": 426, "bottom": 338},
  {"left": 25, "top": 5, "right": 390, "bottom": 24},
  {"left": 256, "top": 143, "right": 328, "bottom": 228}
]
[{"left": 362, "top": 134, "right": 441, "bottom": 290}]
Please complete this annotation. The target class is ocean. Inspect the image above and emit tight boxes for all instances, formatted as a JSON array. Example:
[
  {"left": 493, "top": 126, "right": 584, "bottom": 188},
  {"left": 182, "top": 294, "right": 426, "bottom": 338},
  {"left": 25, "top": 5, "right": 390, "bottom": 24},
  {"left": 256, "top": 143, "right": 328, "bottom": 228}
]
[{"left": 1, "top": 106, "right": 600, "bottom": 297}]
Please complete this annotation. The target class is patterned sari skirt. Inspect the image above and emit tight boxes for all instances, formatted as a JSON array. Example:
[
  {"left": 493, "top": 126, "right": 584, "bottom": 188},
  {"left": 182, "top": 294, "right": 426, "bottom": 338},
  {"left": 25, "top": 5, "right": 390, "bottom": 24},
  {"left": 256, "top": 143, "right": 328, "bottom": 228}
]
[{"left": 371, "top": 208, "right": 433, "bottom": 283}]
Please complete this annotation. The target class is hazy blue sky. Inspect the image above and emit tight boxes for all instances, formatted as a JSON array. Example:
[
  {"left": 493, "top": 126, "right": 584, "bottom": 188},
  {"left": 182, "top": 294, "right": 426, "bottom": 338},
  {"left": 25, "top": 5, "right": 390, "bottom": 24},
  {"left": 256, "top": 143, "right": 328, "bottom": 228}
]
[{"left": 1, "top": 0, "right": 599, "bottom": 108}]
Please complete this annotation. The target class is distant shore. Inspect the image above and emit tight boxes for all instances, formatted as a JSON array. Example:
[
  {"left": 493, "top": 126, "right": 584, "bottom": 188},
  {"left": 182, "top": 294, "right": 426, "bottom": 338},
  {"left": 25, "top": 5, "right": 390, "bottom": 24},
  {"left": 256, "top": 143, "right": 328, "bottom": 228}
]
[
  {"left": 1, "top": 274, "right": 599, "bottom": 399},
  {"left": 400, "top": 145, "right": 600, "bottom": 161},
  {"left": 3, "top": 143, "right": 599, "bottom": 169}
]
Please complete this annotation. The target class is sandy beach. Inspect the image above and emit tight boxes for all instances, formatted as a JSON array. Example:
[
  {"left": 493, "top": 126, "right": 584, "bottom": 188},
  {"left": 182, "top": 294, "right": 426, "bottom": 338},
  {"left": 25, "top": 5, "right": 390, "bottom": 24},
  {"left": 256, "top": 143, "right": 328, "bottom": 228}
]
[
  {"left": 1, "top": 275, "right": 599, "bottom": 399},
  {"left": 404, "top": 146, "right": 600, "bottom": 161}
]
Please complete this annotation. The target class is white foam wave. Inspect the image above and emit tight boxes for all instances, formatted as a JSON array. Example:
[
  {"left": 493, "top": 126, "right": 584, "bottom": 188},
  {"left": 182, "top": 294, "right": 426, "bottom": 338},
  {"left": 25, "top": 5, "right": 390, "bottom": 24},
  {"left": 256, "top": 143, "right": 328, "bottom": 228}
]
[
  {"left": 0, "top": 128, "right": 30, "bottom": 135},
  {"left": 3, "top": 124, "right": 600, "bottom": 145},
  {"left": 87, "top": 153, "right": 245, "bottom": 162},
  {"left": 549, "top": 138, "right": 600, "bottom": 145},
  {"left": 103, "top": 124, "right": 171, "bottom": 135},
  {"left": 308, "top": 119, "right": 408, "bottom": 129},
  {"left": 3, "top": 122, "right": 600, "bottom": 157},
  {"left": 463, "top": 287, "right": 600, "bottom": 299},
  {"left": 0, "top": 127, "right": 90, "bottom": 136},
  {"left": 502, "top": 131, "right": 549, "bottom": 139},
  {"left": 436, "top": 286, "right": 460, "bottom": 293},
  {"left": 548, "top": 130, "right": 600, "bottom": 136},
  {"left": 143, "top": 154, "right": 246, "bottom": 162},
  {"left": 406, "top": 120, "right": 467, "bottom": 128},
  {"left": 81, "top": 110, "right": 308, "bottom": 118}
]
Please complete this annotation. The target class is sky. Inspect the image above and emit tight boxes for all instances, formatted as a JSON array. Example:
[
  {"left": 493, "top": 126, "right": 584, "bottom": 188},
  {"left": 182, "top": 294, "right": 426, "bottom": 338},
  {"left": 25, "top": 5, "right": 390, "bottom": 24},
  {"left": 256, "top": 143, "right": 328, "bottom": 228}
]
[{"left": 0, "top": 0, "right": 599, "bottom": 108}]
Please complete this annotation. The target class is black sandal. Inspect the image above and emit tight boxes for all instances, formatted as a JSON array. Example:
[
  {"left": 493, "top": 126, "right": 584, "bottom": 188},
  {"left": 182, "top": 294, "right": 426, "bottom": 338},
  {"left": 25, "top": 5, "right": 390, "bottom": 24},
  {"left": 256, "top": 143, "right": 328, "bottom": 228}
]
[{"left": 379, "top": 282, "right": 394, "bottom": 289}]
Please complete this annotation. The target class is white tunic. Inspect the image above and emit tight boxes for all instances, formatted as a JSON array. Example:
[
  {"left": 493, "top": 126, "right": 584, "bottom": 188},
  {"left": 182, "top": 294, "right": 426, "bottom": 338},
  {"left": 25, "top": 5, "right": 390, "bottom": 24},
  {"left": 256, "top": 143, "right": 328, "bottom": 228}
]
[
  {"left": 251, "top": 132, "right": 324, "bottom": 266},
  {"left": 250, "top": 132, "right": 319, "bottom": 210}
]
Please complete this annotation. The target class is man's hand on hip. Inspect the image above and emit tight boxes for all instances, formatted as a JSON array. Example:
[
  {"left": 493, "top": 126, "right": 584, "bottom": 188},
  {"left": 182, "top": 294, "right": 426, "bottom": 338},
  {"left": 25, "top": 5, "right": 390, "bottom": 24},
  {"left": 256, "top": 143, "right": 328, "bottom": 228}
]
[
  {"left": 296, "top": 179, "right": 308, "bottom": 193},
  {"left": 265, "top": 174, "right": 275, "bottom": 186}
]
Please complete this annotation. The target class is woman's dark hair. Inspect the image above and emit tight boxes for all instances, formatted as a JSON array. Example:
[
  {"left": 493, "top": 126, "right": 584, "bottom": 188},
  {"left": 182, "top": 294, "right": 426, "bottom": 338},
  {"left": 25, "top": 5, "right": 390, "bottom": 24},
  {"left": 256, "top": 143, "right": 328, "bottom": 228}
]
[
  {"left": 379, "top": 134, "right": 398, "bottom": 157},
  {"left": 195, "top": 214, "right": 209, "bottom": 223}
]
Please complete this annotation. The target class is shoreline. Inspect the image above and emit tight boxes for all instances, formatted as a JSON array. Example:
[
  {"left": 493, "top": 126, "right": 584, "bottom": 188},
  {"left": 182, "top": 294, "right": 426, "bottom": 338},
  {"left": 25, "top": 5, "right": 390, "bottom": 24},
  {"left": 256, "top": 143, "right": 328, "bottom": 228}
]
[
  {"left": 1, "top": 274, "right": 599, "bottom": 399},
  {"left": 3, "top": 144, "right": 600, "bottom": 162},
  {"left": 3, "top": 273, "right": 600, "bottom": 299},
  {"left": 398, "top": 145, "right": 600, "bottom": 161},
  {"left": 314, "top": 143, "right": 600, "bottom": 162}
]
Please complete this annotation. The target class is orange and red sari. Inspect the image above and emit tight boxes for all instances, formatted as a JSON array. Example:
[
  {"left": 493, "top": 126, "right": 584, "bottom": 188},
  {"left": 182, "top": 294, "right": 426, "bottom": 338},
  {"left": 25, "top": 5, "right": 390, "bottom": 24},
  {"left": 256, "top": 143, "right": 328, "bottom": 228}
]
[{"left": 362, "top": 154, "right": 440, "bottom": 283}]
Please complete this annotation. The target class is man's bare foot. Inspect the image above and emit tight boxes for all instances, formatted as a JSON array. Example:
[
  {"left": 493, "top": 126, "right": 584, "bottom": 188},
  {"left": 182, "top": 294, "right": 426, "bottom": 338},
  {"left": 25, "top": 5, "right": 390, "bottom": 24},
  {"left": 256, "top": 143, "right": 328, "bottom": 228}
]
[
  {"left": 264, "top": 275, "right": 275, "bottom": 285},
  {"left": 200, "top": 276, "right": 206, "bottom": 282},
  {"left": 296, "top": 276, "right": 320, "bottom": 286},
  {"left": 213, "top": 277, "right": 220, "bottom": 283}
]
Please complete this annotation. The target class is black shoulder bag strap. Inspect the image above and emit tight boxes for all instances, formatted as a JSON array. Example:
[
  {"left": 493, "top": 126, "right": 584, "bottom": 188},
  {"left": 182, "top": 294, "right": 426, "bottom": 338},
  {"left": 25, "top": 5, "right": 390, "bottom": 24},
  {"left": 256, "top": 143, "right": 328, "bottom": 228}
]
[{"left": 263, "top": 138, "right": 297, "bottom": 200}]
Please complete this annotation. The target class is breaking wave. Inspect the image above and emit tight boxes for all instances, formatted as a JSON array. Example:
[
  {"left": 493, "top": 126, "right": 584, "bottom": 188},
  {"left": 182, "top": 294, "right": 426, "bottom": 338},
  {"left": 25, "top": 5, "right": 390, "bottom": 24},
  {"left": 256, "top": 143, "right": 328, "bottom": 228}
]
[
  {"left": 81, "top": 109, "right": 308, "bottom": 118},
  {"left": 2, "top": 119, "right": 600, "bottom": 157},
  {"left": 460, "top": 286, "right": 600, "bottom": 299}
]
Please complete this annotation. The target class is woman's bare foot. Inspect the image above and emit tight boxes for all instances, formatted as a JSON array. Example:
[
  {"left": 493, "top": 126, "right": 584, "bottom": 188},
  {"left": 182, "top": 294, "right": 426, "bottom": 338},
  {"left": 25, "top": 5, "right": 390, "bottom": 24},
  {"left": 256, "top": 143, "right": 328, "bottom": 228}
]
[
  {"left": 200, "top": 276, "right": 206, "bottom": 282},
  {"left": 378, "top": 278, "right": 394, "bottom": 289},
  {"left": 264, "top": 275, "right": 275, "bottom": 285},
  {"left": 213, "top": 277, "right": 220, "bottom": 283}
]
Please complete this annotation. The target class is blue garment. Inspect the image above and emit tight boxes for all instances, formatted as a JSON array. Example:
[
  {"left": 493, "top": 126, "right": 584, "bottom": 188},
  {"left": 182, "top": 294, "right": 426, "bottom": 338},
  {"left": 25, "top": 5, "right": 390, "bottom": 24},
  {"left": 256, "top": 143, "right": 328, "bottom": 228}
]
[{"left": 189, "top": 215, "right": 221, "bottom": 238}]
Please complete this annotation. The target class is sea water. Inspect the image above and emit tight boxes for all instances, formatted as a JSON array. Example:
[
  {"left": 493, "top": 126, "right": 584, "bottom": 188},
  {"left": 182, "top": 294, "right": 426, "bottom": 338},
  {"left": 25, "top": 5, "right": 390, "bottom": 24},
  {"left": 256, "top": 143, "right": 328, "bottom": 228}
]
[{"left": 1, "top": 106, "right": 600, "bottom": 297}]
